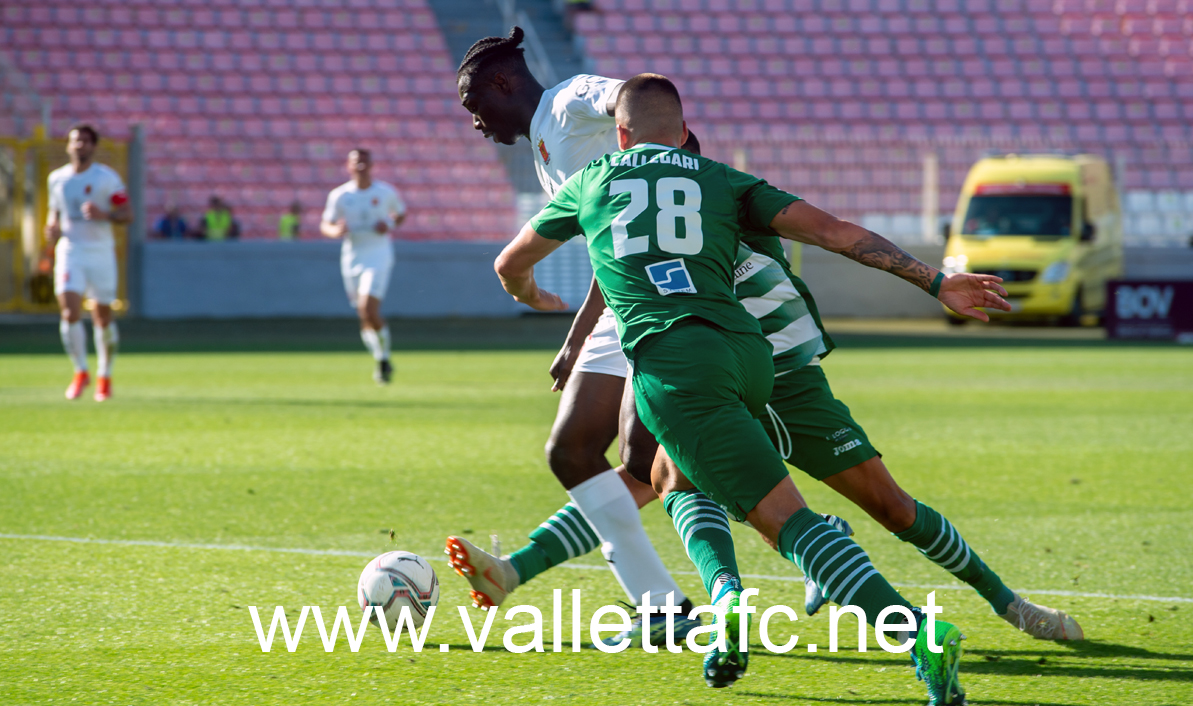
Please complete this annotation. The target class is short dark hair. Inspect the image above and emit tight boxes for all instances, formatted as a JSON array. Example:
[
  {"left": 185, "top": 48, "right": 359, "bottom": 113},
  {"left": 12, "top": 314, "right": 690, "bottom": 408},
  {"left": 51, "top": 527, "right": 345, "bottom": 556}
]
[
  {"left": 615, "top": 74, "right": 683, "bottom": 116},
  {"left": 457, "top": 27, "right": 530, "bottom": 85},
  {"left": 348, "top": 148, "right": 371, "bottom": 161},
  {"left": 681, "top": 129, "right": 701, "bottom": 156},
  {"left": 614, "top": 74, "right": 684, "bottom": 137},
  {"left": 69, "top": 123, "right": 99, "bottom": 144}
]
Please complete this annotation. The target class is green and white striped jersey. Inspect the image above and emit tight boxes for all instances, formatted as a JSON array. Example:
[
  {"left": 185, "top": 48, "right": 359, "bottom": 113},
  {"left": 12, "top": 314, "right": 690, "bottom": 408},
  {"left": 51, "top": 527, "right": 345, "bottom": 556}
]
[{"left": 733, "top": 233, "right": 834, "bottom": 375}]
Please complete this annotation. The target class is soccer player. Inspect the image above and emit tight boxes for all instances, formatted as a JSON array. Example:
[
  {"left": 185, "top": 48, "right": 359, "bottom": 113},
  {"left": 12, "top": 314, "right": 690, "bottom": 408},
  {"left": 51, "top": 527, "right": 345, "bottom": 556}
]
[
  {"left": 633, "top": 134, "right": 1084, "bottom": 641},
  {"left": 321, "top": 149, "right": 407, "bottom": 384},
  {"left": 45, "top": 124, "right": 131, "bottom": 401},
  {"left": 449, "top": 27, "right": 701, "bottom": 644},
  {"left": 497, "top": 74, "right": 1005, "bottom": 701}
]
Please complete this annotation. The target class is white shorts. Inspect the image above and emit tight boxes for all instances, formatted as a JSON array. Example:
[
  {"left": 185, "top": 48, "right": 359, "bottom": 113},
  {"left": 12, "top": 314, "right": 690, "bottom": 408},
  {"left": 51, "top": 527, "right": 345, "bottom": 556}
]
[
  {"left": 341, "top": 247, "right": 393, "bottom": 307},
  {"left": 54, "top": 240, "right": 117, "bottom": 304},
  {"left": 573, "top": 308, "right": 629, "bottom": 378}
]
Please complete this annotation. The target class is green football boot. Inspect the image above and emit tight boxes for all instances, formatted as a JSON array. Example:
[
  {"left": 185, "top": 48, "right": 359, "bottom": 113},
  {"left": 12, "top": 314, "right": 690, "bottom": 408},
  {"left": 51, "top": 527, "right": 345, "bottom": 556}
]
[
  {"left": 703, "top": 577, "right": 749, "bottom": 688},
  {"left": 910, "top": 618, "right": 967, "bottom": 705}
]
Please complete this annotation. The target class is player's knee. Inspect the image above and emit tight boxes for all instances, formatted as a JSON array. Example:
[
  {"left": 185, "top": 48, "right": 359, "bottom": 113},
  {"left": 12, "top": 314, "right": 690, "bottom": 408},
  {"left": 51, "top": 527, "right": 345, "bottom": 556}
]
[
  {"left": 622, "top": 440, "right": 655, "bottom": 487},
  {"left": 868, "top": 490, "right": 917, "bottom": 533},
  {"left": 544, "top": 433, "right": 602, "bottom": 487}
]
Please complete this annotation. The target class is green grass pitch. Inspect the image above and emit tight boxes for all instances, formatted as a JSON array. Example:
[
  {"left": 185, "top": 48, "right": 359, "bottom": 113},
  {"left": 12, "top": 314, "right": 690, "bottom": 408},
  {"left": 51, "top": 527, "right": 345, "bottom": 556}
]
[{"left": 1, "top": 338, "right": 1190, "bottom": 705}]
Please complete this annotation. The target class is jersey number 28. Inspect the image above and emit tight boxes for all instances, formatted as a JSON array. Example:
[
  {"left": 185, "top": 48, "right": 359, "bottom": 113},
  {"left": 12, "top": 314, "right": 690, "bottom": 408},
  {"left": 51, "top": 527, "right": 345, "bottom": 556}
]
[{"left": 610, "top": 178, "right": 703, "bottom": 258}]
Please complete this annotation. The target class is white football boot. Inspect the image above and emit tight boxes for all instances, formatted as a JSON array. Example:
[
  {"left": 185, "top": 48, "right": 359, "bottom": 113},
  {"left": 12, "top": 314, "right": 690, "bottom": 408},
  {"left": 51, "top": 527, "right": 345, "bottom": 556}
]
[
  {"left": 999, "top": 593, "right": 1085, "bottom": 640},
  {"left": 445, "top": 535, "right": 520, "bottom": 610}
]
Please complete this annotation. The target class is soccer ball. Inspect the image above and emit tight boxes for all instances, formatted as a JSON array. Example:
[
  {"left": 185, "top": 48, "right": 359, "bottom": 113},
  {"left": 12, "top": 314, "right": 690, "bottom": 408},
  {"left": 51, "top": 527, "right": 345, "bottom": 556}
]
[{"left": 357, "top": 551, "right": 440, "bottom": 629}]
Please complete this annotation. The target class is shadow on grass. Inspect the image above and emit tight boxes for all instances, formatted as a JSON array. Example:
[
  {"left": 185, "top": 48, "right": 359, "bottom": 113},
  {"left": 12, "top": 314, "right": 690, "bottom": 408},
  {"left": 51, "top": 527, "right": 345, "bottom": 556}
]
[
  {"left": 967, "top": 639, "right": 1193, "bottom": 663},
  {"left": 439, "top": 644, "right": 509, "bottom": 654},
  {"left": 754, "top": 639, "right": 1193, "bottom": 684},
  {"left": 738, "top": 695, "right": 1084, "bottom": 706},
  {"left": 734, "top": 694, "right": 923, "bottom": 704}
]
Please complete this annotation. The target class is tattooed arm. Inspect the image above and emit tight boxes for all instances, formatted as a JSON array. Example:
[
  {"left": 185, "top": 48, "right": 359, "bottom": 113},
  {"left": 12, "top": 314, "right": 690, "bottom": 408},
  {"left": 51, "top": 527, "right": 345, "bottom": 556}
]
[
  {"left": 769, "top": 200, "right": 1012, "bottom": 320},
  {"left": 768, "top": 200, "right": 938, "bottom": 291}
]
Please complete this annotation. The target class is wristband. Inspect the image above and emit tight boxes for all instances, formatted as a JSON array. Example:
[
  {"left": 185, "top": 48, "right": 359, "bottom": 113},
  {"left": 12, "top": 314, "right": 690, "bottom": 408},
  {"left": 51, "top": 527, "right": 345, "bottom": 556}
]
[{"left": 929, "top": 272, "right": 944, "bottom": 299}]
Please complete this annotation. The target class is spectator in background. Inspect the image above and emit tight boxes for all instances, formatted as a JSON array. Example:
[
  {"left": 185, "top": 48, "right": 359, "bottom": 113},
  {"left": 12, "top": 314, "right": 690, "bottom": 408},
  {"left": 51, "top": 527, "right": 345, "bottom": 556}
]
[
  {"left": 278, "top": 201, "right": 301, "bottom": 240},
  {"left": 200, "top": 196, "right": 239, "bottom": 241},
  {"left": 152, "top": 205, "right": 187, "bottom": 240}
]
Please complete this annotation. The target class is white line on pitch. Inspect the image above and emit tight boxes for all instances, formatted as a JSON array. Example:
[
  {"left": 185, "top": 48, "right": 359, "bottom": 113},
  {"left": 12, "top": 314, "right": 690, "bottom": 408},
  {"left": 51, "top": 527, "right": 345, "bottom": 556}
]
[{"left": 3, "top": 533, "right": 1190, "bottom": 605}]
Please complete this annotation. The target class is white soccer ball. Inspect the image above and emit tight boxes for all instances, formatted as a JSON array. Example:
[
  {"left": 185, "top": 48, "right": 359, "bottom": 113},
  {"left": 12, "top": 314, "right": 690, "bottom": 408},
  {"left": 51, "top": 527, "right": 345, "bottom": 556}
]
[{"left": 357, "top": 551, "right": 440, "bottom": 629}]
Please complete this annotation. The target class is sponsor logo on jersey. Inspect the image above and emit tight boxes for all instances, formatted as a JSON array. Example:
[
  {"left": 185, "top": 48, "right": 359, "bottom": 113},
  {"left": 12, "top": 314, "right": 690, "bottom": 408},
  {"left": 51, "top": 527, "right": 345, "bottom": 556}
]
[
  {"left": 826, "top": 427, "right": 853, "bottom": 441},
  {"left": 646, "top": 258, "right": 697, "bottom": 295},
  {"left": 833, "top": 439, "right": 862, "bottom": 456},
  {"left": 537, "top": 136, "right": 550, "bottom": 165},
  {"left": 372, "top": 198, "right": 378, "bottom": 206},
  {"left": 84, "top": 185, "right": 92, "bottom": 194}
]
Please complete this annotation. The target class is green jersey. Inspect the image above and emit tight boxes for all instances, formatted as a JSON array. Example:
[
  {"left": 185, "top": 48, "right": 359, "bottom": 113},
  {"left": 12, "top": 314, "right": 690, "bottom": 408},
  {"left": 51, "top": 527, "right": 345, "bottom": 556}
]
[
  {"left": 531, "top": 143, "right": 798, "bottom": 354},
  {"left": 734, "top": 233, "right": 835, "bottom": 375}
]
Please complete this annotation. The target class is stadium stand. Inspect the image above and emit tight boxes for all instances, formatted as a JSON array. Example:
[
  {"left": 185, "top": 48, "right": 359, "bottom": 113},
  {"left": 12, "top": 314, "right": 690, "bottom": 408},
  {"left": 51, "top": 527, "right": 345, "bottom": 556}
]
[
  {"left": 0, "top": 0, "right": 516, "bottom": 240},
  {"left": 574, "top": 0, "right": 1193, "bottom": 244}
]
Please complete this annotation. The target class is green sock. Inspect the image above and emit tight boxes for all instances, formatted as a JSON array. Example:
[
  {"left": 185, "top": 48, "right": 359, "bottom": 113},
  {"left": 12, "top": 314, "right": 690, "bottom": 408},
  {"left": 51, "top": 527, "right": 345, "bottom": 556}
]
[
  {"left": 508, "top": 502, "right": 600, "bottom": 585},
  {"left": 780, "top": 508, "right": 912, "bottom": 624},
  {"left": 896, "top": 500, "right": 1015, "bottom": 614},
  {"left": 664, "top": 489, "right": 739, "bottom": 597}
]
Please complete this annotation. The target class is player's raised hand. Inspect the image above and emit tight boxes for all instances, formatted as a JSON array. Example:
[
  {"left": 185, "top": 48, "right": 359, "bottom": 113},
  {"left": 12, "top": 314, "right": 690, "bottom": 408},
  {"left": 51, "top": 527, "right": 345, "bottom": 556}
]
[
  {"left": 81, "top": 201, "right": 104, "bottom": 220},
  {"left": 938, "top": 272, "right": 1011, "bottom": 322}
]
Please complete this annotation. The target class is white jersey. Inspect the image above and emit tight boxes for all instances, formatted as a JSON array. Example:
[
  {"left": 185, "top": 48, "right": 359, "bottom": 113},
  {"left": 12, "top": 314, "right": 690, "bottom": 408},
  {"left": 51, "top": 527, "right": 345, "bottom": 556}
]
[
  {"left": 322, "top": 180, "right": 406, "bottom": 255},
  {"left": 47, "top": 163, "right": 126, "bottom": 248},
  {"left": 530, "top": 74, "right": 624, "bottom": 198}
]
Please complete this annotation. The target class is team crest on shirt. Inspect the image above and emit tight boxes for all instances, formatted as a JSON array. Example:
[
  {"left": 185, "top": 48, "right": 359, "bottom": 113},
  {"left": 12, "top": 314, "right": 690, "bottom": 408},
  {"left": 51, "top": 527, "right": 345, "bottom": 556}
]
[
  {"left": 537, "top": 136, "right": 550, "bottom": 165},
  {"left": 84, "top": 185, "right": 92, "bottom": 194},
  {"left": 372, "top": 198, "right": 378, "bottom": 206}
]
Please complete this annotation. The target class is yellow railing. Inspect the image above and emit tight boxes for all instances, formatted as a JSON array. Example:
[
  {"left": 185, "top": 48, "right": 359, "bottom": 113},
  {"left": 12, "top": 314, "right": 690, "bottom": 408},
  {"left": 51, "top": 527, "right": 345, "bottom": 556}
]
[{"left": 0, "top": 126, "right": 128, "bottom": 314}]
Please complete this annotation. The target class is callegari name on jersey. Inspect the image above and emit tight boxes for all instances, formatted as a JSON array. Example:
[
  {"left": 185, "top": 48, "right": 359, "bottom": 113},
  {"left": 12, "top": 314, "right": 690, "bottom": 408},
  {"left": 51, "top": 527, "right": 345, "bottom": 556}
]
[
  {"left": 47, "top": 163, "right": 126, "bottom": 247},
  {"left": 322, "top": 180, "right": 406, "bottom": 253},
  {"left": 530, "top": 143, "right": 799, "bottom": 354},
  {"left": 530, "top": 74, "right": 624, "bottom": 198}
]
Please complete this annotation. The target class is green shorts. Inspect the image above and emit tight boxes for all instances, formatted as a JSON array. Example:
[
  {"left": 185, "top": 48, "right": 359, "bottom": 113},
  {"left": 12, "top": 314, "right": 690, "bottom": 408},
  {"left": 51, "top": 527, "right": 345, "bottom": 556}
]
[
  {"left": 760, "top": 364, "right": 880, "bottom": 481},
  {"left": 631, "top": 319, "right": 790, "bottom": 522}
]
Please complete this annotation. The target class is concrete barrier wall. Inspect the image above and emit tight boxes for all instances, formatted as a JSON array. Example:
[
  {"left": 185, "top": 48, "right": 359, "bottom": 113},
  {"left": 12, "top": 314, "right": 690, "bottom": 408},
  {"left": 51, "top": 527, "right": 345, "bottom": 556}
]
[
  {"left": 138, "top": 240, "right": 1193, "bottom": 320},
  {"left": 140, "top": 241, "right": 521, "bottom": 319}
]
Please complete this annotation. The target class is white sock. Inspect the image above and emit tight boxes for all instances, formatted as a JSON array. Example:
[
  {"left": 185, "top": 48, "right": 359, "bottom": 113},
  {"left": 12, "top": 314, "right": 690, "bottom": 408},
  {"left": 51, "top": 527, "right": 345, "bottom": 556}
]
[
  {"left": 60, "top": 320, "right": 88, "bottom": 372},
  {"left": 378, "top": 325, "right": 391, "bottom": 361},
  {"left": 360, "top": 328, "right": 383, "bottom": 361},
  {"left": 95, "top": 322, "right": 118, "bottom": 378},
  {"left": 568, "top": 469, "right": 687, "bottom": 609}
]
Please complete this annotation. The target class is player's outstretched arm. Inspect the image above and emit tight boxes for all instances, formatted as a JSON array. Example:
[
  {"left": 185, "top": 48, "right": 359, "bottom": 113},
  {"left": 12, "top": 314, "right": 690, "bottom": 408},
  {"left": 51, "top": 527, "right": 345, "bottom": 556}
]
[
  {"left": 494, "top": 224, "right": 568, "bottom": 312},
  {"left": 769, "top": 200, "right": 1011, "bottom": 320}
]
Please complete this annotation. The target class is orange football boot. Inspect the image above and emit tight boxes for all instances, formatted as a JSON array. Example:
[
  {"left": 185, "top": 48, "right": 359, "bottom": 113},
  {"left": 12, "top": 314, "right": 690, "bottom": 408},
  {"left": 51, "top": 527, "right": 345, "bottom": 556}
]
[
  {"left": 95, "top": 376, "right": 112, "bottom": 402},
  {"left": 65, "top": 371, "right": 90, "bottom": 400}
]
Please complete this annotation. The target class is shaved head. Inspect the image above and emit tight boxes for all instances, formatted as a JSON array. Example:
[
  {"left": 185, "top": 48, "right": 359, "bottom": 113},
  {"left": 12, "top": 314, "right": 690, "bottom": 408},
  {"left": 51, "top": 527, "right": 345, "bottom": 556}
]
[{"left": 614, "top": 74, "right": 685, "bottom": 148}]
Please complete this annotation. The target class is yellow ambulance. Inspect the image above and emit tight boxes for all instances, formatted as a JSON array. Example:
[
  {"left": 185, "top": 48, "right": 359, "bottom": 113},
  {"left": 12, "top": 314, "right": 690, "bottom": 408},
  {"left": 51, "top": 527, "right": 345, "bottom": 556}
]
[{"left": 942, "top": 154, "right": 1123, "bottom": 324}]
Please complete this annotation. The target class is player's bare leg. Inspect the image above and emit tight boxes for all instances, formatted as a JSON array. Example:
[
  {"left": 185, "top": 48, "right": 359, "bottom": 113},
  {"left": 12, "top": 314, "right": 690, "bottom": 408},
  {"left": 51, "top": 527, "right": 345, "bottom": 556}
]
[
  {"left": 822, "top": 456, "right": 1083, "bottom": 640},
  {"left": 58, "top": 291, "right": 91, "bottom": 400},
  {"left": 448, "top": 371, "right": 691, "bottom": 622},
  {"left": 91, "top": 301, "right": 116, "bottom": 401},
  {"left": 357, "top": 295, "right": 392, "bottom": 384}
]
